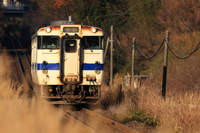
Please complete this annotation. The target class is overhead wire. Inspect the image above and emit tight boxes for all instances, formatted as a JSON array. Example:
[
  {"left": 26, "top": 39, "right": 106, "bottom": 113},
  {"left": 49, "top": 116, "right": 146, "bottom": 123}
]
[
  {"left": 113, "top": 31, "right": 165, "bottom": 60},
  {"left": 167, "top": 39, "right": 200, "bottom": 59},
  {"left": 135, "top": 45, "right": 149, "bottom": 58},
  {"left": 134, "top": 46, "right": 165, "bottom": 60},
  {"left": 135, "top": 39, "right": 165, "bottom": 60},
  {"left": 111, "top": 30, "right": 200, "bottom": 60},
  {"left": 169, "top": 38, "right": 194, "bottom": 55},
  {"left": 113, "top": 31, "right": 126, "bottom": 51}
]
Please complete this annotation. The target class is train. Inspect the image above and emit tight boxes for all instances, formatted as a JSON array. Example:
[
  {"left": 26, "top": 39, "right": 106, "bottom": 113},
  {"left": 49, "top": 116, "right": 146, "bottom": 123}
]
[{"left": 31, "top": 16, "right": 104, "bottom": 103}]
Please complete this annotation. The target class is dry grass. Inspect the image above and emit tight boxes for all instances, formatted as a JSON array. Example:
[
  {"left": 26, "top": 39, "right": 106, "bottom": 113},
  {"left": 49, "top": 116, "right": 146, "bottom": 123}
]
[
  {"left": 156, "top": 0, "right": 200, "bottom": 33},
  {"left": 99, "top": 73, "right": 200, "bottom": 132},
  {"left": 0, "top": 52, "right": 86, "bottom": 133},
  {"left": 143, "top": 31, "right": 200, "bottom": 96},
  {"left": 136, "top": 82, "right": 200, "bottom": 132},
  {"left": 166, "top": 32, "right": 200, "bottom": 94}
]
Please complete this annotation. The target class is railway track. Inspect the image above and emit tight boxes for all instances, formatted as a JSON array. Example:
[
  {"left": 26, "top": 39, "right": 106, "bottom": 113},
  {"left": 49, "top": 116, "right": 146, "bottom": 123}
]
[
  {"left": 11, "top": 39, "right": 34, "bottom": 92},
  {"left": 64, "top": 107, "right": 139, "bottom": 133},
  {"left": 56, "top": 107, "right": 96, "bottom": 133},
  {"left": 81, "top": 108, "right": 139, "bottom": 133}
]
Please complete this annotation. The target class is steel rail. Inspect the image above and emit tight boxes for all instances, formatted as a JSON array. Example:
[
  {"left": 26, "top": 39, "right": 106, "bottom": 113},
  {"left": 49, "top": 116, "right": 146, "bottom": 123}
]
[
  {"left": 17, "top": 39, "right": 31, "bottom": 67},
  {"left": 11, "top": 39, "right": 33, "bottom": 91},
  {"left": 11, "top": 40, "right": 25, "bottom": 77},
  {"left": 64, "top": 112, "right": 96, "bottom": 133},
  {"left": 81, "top": 108, "right": 139, "bottom": 133},
  {"left": 52, "top": 106, "right": 96, "bottom": 133}
]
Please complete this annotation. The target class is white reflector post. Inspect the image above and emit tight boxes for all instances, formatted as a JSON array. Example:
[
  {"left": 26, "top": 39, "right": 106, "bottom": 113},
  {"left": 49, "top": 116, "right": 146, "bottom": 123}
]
[{"left": 69, "top": 16, "right": 72, "bottom": 22}]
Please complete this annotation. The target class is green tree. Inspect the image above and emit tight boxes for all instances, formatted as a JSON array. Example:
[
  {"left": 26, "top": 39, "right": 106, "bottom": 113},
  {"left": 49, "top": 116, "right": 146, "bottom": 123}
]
[
  {"left": 128, "top": 0, "right": 161, "bottom": 32},
  {"left": 128, "top": 0, "right": 162, "bottom": 48}
]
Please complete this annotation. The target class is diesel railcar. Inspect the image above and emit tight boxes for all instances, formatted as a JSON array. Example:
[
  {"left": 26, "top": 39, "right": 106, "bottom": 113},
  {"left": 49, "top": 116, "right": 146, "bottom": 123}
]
[{"left": 31, "top": 17, "right": 104, "bottom": 103}]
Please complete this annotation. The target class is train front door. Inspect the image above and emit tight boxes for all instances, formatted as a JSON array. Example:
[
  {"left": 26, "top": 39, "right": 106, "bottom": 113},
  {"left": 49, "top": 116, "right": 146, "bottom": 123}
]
[{"left": 60, "top": 38, "right": 81, "bottom": 84}]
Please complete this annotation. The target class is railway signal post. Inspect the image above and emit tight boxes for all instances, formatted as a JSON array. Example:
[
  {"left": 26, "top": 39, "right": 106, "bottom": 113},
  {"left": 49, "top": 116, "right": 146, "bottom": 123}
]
[
  {"left": 104, "top": 37, "right": 110, "bottom": 61},
  {"left": 110, "top": 25, "right": 113, "bottom": 87},
  {"left": 131, "top": 38, "right": 136, "bottom": 89},
  {"left": 162, "top": 31, "right": 169, "bottom": 99}
]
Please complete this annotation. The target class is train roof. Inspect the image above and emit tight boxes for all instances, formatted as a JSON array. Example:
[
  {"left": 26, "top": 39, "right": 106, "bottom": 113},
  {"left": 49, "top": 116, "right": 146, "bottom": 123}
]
[
  {"left": 50, "top": 20, "right": 76, "bottom": 26},
  {"left": 32, "top": 17, "right": 104, "bottom": 37},
  {"left": 32, "top": 24, "right": 104, "bottom": 38}
]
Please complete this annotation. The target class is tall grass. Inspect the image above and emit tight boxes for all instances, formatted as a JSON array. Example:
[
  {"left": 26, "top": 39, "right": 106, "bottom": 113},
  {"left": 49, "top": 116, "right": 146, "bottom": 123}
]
[
  {"left": 136, "top": 81, "right": 200, "bottom": 132},
  {"left": 100, "top": 74, "right": 200, "bottom": 132},
  {"left": 0, "top": 52, "right": 84, "bottom": 133}
]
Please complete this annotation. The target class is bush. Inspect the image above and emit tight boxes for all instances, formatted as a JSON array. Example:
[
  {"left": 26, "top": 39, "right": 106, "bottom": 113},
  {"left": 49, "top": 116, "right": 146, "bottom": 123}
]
[{"left": 124, "top": 108, "right": 158, "bottom": 127}]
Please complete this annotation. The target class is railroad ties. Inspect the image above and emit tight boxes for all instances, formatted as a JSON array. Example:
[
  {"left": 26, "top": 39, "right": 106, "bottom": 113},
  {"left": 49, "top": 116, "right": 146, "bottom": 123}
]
[{"left": 81, "top": 108, "right": 139, "bottom": 133}]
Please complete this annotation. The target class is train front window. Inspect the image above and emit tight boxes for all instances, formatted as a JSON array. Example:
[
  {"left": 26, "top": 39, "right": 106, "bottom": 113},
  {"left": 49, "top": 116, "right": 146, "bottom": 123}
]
[
  {"left": 65, "top": 39, "right": 77, "bottom": 53},
  {"left": 82, "top": 36, "right": 103, "bottom": 49},
  {"left": 38, "top": 36, "right": 59, "bottom": 49}
]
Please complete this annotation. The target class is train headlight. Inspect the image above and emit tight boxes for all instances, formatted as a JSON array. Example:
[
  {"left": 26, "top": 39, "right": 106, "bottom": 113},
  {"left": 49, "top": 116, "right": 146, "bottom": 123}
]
[
  {"left": 95, "top": 68, "right": 100, "bottom": 74},
  {"left": 91, "top": 27, "right": 97, "bottom": 33},
  {"left": 45, "top": 27, "right": 52, "bottom": 33},
  {"left": 43, "top": 60, "right": 48, "bottom": 65},
  {"left": 42, "top": 67, "right": 48, "bottom": 74},
  {"left": 95, "top": 61, "right": 100, "bottom": 65}
]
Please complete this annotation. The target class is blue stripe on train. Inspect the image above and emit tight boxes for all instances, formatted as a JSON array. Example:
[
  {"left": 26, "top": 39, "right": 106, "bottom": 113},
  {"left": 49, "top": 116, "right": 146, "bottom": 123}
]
[
  {"left": 37, "top": 63, "right": 60, "bottom": 70},
  {"left": 82, "top": 64, "right": 103, "bottom": 70},
  {"left": 37, "top": 63, "right": 103, "bottom": 70}
]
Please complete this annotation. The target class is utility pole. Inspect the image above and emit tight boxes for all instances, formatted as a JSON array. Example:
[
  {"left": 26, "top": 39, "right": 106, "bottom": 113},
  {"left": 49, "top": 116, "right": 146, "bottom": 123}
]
[
  {"left": 104, "top": 37, "right": 110, "bottom": 61},
  {"left": 110, "top": 25, "right": 113, "bottom": 87},
  {"left": 131, "top": 38, "right": 136, "bottom": 89},
  {"left": 162, "top": 31, "right": 169, "bottom": 99}
]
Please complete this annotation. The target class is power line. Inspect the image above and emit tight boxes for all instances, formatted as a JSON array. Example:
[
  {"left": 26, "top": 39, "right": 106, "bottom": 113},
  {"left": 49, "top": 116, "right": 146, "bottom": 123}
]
[
  {"left": 134, "top": 46, "right": 165, "bottom": 60},
  {"left": 124, "top": 44, "right": 133, "bottom": 49},
  {"left": 113, "top": 31, "right": 165, "bottom": 60},
  {"left": 167, "top": 40, "right": 200, "bottom": 59},
  {"left": 113, "top": 31, "right": 126, "bottom": 51},
  {"left": 135, "top": 39, "right": 165, "bottom": 60},
  {"left": 169, "top": 38, "right": 194, "bottom": 55},
  {"left": 135, "top": 45, "right": 149, "bottom": 58}
]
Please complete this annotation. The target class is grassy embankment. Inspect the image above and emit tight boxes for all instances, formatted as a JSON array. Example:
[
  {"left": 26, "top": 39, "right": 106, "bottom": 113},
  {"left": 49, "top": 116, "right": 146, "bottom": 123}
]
[{"left": 100, "top": 32, "right": 200, "bottom": 133}]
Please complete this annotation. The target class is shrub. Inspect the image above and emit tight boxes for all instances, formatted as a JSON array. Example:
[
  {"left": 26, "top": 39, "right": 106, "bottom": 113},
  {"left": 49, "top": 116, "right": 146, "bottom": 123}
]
[{"left": 124, "top": 108, "right": 158, "bottom": 127}]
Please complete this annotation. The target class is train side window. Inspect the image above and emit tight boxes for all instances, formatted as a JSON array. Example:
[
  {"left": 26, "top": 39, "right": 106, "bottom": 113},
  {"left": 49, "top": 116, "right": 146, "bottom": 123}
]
[
  {"left": 65, "top": 40, "right": 77, "bottom": 53},
  {"left": 82, "top": 36, "right": 101, "bottom": 49},
  {"left": 37, "top": 36, "right": 41, "bottom": 48}
]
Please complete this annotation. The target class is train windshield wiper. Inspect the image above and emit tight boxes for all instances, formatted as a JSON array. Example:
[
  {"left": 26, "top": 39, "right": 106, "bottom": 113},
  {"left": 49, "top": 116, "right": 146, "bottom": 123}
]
[
  {"left": 50, "top": 44, "right": 59, "bottom": 52},
  {"left": 50, "top": 48, "right": 56, "bottom": 52},
  {"left": 85, "top": 39, "right": 93, "bottom": 52}
]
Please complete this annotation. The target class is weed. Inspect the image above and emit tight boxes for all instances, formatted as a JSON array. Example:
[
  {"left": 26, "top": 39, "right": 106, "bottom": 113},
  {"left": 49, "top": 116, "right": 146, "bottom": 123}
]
[{"left": 124, "top": 108, "right": 158, "bottom": 127}]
